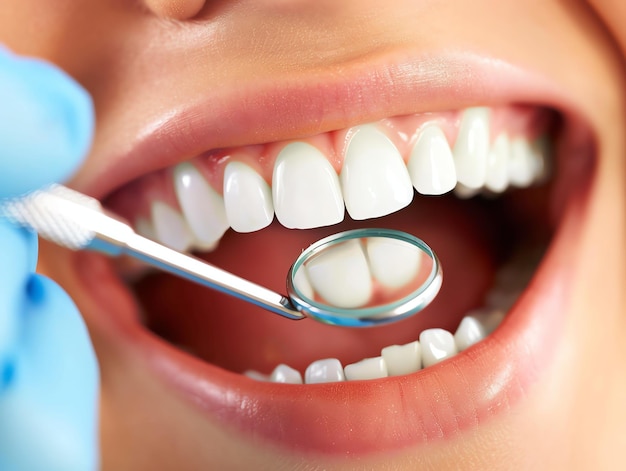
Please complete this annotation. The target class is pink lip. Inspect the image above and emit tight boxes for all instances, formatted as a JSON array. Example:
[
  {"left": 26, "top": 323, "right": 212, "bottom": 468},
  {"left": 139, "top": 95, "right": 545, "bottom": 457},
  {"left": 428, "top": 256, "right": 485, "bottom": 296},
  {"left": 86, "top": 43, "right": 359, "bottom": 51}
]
[{"left": 72, "top": 50, "right": 596, "bottom": 454}]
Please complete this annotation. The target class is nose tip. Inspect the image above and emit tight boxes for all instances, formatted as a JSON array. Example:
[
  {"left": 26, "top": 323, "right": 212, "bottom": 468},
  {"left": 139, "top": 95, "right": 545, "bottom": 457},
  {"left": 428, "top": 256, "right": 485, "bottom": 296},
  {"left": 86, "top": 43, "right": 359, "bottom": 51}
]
[{"left": 142, "top": 0, "right": 206, "bottom": 20}]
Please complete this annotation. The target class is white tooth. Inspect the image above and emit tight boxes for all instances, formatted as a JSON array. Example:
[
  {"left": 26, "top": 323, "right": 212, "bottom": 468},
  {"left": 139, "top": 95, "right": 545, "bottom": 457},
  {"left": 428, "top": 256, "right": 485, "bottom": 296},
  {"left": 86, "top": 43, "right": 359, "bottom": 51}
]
[
  {"left": 151, "top": 201, "right": 194, "bottom": 252},
  {"left": 344, "top": 357, "right": 388, "bottom": 381},
  {"left": 305, "top": 239, "right": 372, "bottom": 308},
  {"left": 173, "top": 162, "right": 229, "bottom": 249},
  {"left": 508, "top": 138, "right": 535, "bottom": 187},
  {"left": 408, "top": 124, "right": 457, "bottom": 195},
  {"left": 243, "top": 370, "right": 269, "bottom": 381},
  {"left": 419, "top": 328, "right": 458, "bottom": 367},
  {"left": 292, "top": 266, "right": 315, "bottom": 300},
  {"left": 341, "top": 125, "right": 413, "bottom": 220},
  {"left": 485, "top": 133, "right": 510, "bottom": 193},
  {"left": 366, "top": 238, "right": 421, "bottom": 289},
  {"left": 381, "top": 341, "right": 421, "bottom": 376},
  {"left": 530, "top": 136, "right": 550, "bottom": 182},
  {"left": 453, "top": 182, "right": 480, "bottom": 199},
  {"left": 465, "top": 308, "right": 505, "bottom": 335},
  {"left": 454, "top": 316, "right": 487, "bottom": 351},
  {"left": 305, "top": 358, "right": 345, "bottom": 384},
  {"left": 453, "top": 107, "right": 490, "bottom": 188},
  {"left": 272, "top": 142, "right": 344, "bottom": 229},
  {"left": 135, "top": 216, "right": 157, "bottom": 241},
  {"left": 270, "top": 364, "right": 303, "bottom": 384},
  {"left": 223, "top": 162, "right": 274, "bottom": 233}
]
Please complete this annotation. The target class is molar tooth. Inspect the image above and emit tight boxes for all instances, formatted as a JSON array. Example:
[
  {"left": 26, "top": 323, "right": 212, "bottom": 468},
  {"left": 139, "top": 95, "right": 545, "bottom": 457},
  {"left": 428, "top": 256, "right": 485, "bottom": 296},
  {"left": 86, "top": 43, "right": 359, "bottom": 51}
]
[
  {"left": 305, "top": 358, "right": 345, "bottom": 384},
  {"left": 135, "top": 216, "right": 157, "bottom": 241},
  {"left": 341, "top": 125, "right": 413, "bottom": 220},
  {"left": 270, "top": 364, "right": 303, "bottom": 384},
  {"left": 366, "top": 237, "right": 422, "bottom": 289},
  {"left": 485, "top": 133, "right": 510, "bottom": 193},
  {"left": 272, "top": 142, "right": 344, "bottom": 229},
  {"left": 344, "top": 357, "right": 388, "bottom": 381},
  {"left": 454, "top": 316, "right": 487, "bottom": 351},
  {"left": 173, "top": 162, "right": 229, "bottom": 249},
  {"left": 305, "top": 239, "right": 372, "bottom": 308},
  {"left": 419, "top": 328, "right": 458, "bottom": 367},
  {"left": 223, "top": 161, "right": 274, "bottom": 233},
  {"left": 408, "top": 124, "right": 457, "bottom": 195},
  {"left": 381, "top": 341, "right": 422, "bottom": 376},
  {"left": 508, "top": 138, "right": 536, "bottom": 187},
  {"left": 453, "top": 107, "right": 490, "bottom": 189},
  {"left": 465, "top": 308, "right": 505, "bottom": 335},
  {"left": 150, "top": 201, "right": 194, "bottom": 252}
]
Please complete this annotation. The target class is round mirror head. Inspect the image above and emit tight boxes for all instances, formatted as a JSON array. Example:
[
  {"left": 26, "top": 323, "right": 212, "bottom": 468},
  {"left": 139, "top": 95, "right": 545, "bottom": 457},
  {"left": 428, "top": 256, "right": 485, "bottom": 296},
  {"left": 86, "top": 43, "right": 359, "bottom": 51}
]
[{"left": 286, "top": 229, "right": 442, "bottom": 327}]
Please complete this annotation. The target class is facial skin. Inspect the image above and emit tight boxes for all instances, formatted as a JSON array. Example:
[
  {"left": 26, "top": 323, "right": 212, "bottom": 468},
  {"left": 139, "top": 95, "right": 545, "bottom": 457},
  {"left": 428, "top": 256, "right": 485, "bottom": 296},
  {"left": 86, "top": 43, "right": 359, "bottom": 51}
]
[{"left": 1, "top": 1, "right": 625, "bottom": 469}]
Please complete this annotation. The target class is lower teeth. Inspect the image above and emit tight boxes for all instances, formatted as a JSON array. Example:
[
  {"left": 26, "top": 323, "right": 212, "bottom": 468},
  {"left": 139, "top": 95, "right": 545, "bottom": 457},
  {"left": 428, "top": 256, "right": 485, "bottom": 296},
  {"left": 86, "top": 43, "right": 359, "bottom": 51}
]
[{"left": 242, "top": 246, "right": 542, "bottom": 384}]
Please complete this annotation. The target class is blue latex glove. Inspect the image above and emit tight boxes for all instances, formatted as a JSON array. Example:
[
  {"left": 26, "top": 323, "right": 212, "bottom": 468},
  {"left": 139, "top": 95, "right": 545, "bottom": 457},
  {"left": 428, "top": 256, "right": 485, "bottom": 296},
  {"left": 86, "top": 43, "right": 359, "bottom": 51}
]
[{"left": 0, "top": 48, "right": 99, "bottom": 471}]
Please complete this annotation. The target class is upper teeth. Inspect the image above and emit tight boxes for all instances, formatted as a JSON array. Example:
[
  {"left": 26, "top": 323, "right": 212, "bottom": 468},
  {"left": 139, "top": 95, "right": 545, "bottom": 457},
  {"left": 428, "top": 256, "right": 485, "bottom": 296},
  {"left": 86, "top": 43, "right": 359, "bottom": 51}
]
[{"left": 138, "top": 107, "right": 549, "bottom": 252}]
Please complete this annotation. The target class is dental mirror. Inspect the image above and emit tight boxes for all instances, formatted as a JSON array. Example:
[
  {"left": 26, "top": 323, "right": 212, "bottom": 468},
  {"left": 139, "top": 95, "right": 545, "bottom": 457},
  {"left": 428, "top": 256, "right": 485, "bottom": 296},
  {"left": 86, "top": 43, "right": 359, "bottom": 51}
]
[
  {"left": 1, "top": 185, "right": 442, "bottom": 328},
  {"left": 286, "top": 229, "right": 442, "bottom": 327}
]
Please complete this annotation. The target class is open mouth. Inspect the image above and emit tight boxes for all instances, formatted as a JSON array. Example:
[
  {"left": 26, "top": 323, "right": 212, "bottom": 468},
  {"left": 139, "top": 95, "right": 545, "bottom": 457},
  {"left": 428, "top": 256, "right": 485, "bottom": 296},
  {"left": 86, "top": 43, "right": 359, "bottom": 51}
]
[{"left": 68, "top": 55, "right": 596, "bottom": 455}]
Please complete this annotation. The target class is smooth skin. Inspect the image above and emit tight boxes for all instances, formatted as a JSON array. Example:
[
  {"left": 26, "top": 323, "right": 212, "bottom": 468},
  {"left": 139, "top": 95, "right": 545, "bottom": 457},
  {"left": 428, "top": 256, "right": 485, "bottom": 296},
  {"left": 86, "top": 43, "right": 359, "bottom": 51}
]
[{"left": 0, "top": 1, "right": 624, "bottom": 469}]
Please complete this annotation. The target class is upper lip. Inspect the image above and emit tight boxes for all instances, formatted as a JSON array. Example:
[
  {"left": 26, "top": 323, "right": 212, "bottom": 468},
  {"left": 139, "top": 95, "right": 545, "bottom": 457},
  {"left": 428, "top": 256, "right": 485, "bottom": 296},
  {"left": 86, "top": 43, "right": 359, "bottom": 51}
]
[
  {"left": 70, "top": 48, "right": 597, "bottom": 454},
  {"left": 71, "top": 49, "right": 584, "bottom": 201}
]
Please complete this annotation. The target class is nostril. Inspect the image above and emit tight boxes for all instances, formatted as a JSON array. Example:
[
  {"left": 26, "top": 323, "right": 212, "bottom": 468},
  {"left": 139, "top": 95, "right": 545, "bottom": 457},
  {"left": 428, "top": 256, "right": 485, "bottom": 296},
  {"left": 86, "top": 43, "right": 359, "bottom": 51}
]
[{"left": 143, "top": 0, "right": 206, "bottom": 20}]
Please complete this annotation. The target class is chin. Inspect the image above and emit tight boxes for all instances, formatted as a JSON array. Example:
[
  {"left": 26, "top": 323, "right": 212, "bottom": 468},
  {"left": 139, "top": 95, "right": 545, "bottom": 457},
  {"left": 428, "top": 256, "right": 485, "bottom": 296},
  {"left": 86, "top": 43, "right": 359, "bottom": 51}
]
[{"left": 27, "top": 1, "right": 626, "bottom": 469}]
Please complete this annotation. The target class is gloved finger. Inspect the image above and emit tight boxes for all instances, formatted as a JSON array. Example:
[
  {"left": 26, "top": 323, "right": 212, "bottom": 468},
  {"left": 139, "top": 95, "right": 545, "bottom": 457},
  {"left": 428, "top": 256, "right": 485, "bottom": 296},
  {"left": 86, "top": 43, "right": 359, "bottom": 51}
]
[
  {"left": 0, "top": 219, "right": 37, "bottom": 365},
  {"left": 0, "top": 47, "right": 94, "bottom": 198},
  {"left": 0, "top": 274, "right": 99, "bottom": 471}
]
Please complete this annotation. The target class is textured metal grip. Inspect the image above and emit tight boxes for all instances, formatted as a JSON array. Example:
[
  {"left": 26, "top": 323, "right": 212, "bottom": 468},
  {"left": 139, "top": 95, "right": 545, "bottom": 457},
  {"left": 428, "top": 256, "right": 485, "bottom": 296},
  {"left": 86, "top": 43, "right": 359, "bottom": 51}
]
[{"left": 0, "top": 184, "right": 101, "bottom": 250}]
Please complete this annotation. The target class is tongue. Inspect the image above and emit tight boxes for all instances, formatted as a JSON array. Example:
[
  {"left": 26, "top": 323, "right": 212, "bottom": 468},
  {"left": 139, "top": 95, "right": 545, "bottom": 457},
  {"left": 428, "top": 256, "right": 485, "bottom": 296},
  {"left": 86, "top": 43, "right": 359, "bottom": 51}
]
[{"left": 134, "top": 196, "right": 497, "bottom": 374}]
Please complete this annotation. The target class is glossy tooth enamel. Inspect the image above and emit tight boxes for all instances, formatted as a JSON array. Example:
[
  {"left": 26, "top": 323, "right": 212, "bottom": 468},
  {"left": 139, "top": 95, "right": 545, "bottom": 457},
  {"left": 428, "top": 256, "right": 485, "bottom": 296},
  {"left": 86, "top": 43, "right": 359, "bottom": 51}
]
[
  {"left": 150, "top": 201, "right": 194, "bottom": 252},
  {"left": 485, "top": 133, "right": 511, "bottom": 192},
  {"left": 305, "top": 359, "right": 346, "bottom": 384},
  {"left": 270, "top": 364, "right": 303, "bottom": 384},
  {"left": 223, "top": 161, "right": 274, "bottom": 233},
  {"left": 272, "top": 142, "right": 344, "bottom": 229},
  {"left": 508, "top": 137, "right": 536, "bottom": 187},
  {"left": 407, "top": 124, "right": 457, "bottom": 195},
  {"left": 453, "top": 107, "right": 490, "bottom": 188},
  {"left": 173, "top": 162, "right": 229, "bottom": 249},
  {"left": 344, "top": 357, "right": 388, "bottom": 381},
  {"left": 341, "top": 124, "right": 414, "bottom": 220},
  {"left": 366, "top": 237, "right": 422, "bottom": 288},
  {"left": 453, "top": 316, "right": 487, "bottom": 351},
  {"left": 381, "top": 341, "right": 422, "bottom": 376},
  {"left": 304, "top": 239, "right": 373, "bottom": 308},
  {"left": 419, "top": 328, "right": 458, "bottom": 367}
]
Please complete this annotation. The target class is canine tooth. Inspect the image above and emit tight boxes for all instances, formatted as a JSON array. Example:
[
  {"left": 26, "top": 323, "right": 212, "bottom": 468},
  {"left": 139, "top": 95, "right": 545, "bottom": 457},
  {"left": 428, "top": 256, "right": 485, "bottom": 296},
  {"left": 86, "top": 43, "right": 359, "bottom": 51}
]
[
  {"left": 453, "top": 107, "right": 490, "bottom": 188},
  {"left": 243, "top": 370, "right": 269, "bottom": 381},
  {"left": 381, "top": 341, "right": 422, "bottom": 376},
  {"left": 341, "top": 125, "right": 413, "bottom": 220},
  {"left": 344, "top": 357, "right": 388, "bottom": 381},
  {"left": 270, "top": 364, "right": 303, "bottom": 384},
  {"left": 305, "top": 239, "right": 372, "bottom": 308},
  {"left": 454, "top": 182, "right": 480, "bottom": 199},
  {"left": 305, "top": 359, "right": 345, "bottom": 384},
  {"left": 485, "top": 133, "right": 510, "bottom": 192},
  {"left": 454, "top": 316, "right": 487, "bottom": 351},
  {"left": 223, "top": 161, "right": 274, "bottom": 233},
  {"left": 272, "top": 142, "right": 344, "bottom": 229},
  {"left": 408, "top": 124, "right": 457, "bottom": 195},
  {"left": 150, "top": 201, "right": 194, "bottom": 252},
  {"left": 366, "top": 237, "right": 421, "bottom": 289},
  {"left": 508, "top": 138, "right": 535, "bottom": 187},
  {"left": 173, "top": 162, "right": 229, "bottom": 249},
  {"left": 419, "top": 328, "right": 458, "bottom": 367}
]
